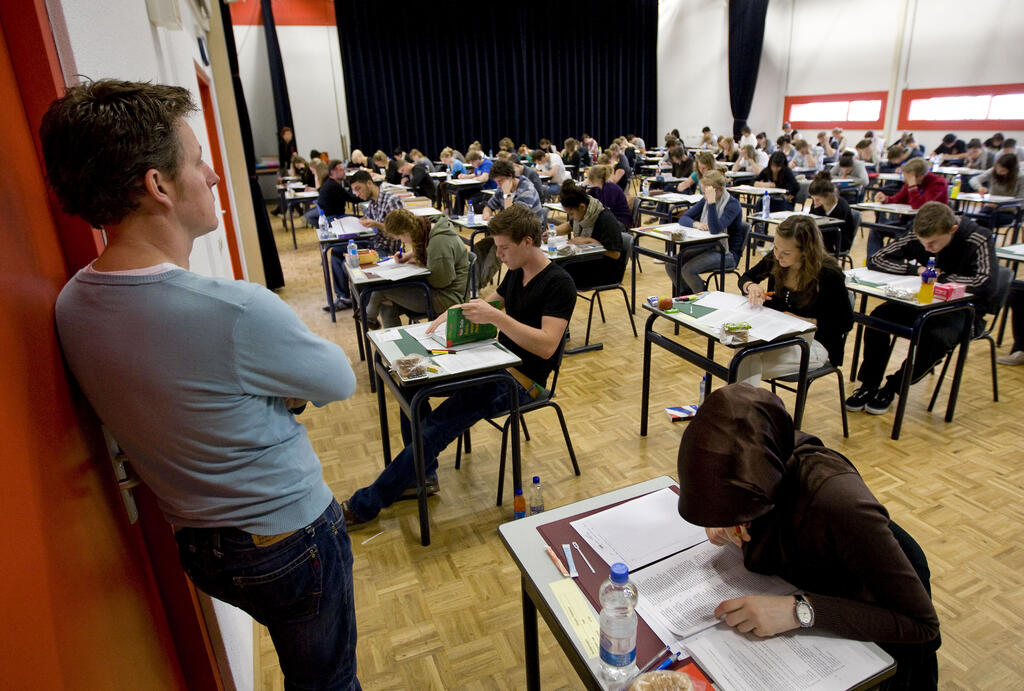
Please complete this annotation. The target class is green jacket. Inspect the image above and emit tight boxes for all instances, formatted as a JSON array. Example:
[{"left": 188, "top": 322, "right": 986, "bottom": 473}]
[{"left": 425, "top": 215, "right": 469, "bottom": 308}]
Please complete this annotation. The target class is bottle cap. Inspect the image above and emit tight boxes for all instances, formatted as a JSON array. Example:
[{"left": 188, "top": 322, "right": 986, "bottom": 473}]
[
  {"left": 610, "top": 562, "right": 629, "bottom": 584},
  {"left": 514, "top": 487, "right": 523, "bottom": 496},
  {"left": 533, "top": 475, "right": 540, "bottom": 484}
]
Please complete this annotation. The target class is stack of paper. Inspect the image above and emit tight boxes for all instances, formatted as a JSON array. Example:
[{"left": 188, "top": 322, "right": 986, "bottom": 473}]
[
  {"left": 845, "top": 267, "right": 921, "bottom": 291},
  {"left": 691, "top": 293, "right": 814, "bottom": 343}
]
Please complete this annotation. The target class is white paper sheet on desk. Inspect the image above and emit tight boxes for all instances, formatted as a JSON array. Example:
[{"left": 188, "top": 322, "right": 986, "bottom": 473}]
[
  {"left": 685, "top": 624, "right": 891, "bottom": 691},
  {"left": 570, "top": 487, "right": 708, "bottom": 572},
  {"left": 369, "top": 264, "right": 430, "bottom": 280},
  {"left": 1002, "top": 242, "right": 1024, "bottom": 254},
  {"left": 431, "top": 344, "right": 516, "bottom": 374},
  {"left": 695, "top": 303, "right": 814, "bottom": 342},
  {"left": 330, "top": 216, "right": 368, "bottom": 236},
  {"left": 631, "top": 542, "right": 794, "bottom": 639},
  {"left": 694, "top": 292, "right": 748, "bottom": 310}
]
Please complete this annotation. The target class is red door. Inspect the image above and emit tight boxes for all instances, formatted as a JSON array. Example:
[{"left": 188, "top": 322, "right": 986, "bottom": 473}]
[{"left": 0, "top": 8, "right": 222, "bottom": 690}]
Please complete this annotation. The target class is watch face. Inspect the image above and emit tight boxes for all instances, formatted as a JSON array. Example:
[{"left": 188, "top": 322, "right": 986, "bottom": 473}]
[{"left": 796, "top": 601, "right": 813, "bottom": 626}]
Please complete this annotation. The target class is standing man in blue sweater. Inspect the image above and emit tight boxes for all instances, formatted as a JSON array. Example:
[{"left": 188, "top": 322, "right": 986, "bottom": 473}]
[{"left": 41, "top": 80, "right": 362, "bottom": 690}]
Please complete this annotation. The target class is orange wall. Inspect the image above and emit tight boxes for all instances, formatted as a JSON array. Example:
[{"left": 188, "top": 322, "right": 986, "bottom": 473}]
[
  {"left": 0, "top": 20, "right": 186, "bottom": 691},
  {"left": 230, "top": 0, "right": 335, "bottom": 26}
]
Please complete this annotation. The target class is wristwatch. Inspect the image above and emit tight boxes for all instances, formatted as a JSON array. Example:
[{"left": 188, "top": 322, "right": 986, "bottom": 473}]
[{"left": 794, "top": 593, "right": 814, "bottom": 628}]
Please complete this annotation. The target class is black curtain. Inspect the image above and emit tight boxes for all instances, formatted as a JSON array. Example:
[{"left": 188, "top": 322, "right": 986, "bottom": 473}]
[
  {"left": 727, "top": 0, "right": 769, "bottom": 140},
  {"left": 335, "top": 1, "right": 657, "bottom": 157},
  {"left": 220, "top": 0, "right": 285, "bottom": 290},
  {"left": 261, "top": 0, "right": 296, "bottom": 146}
]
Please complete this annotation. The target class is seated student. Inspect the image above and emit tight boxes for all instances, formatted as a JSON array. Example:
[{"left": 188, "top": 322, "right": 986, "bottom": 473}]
[
  {"left": 408, "top": 149, "right": 436, "bottom": 172},
  {"left": 830, "top": 151, "right": 869, "bottom": 190},
  {"left": 498, "top": 136, "right": 516, "bottom": 154},
  {"left": 789, "top": 139, "right": 824, "bottom": 172},
  {"left": 676, "top": 151, "right": 717, "bottom": 195},
  {"left": 865, "top": 129, "right": 885, "bottom": 157},
  {"left": 561, "top": 138, "right": 583, "bottom": 173},
  {"left": 808, "top": 172, "right": 858, "bottom": 254},
  {"left": 847, "top": 202, "right": 997, "bottom": 414},
  {"left": 365, "top": 209, "right": 468, "bottom": 329},
  {"left": 969, "top": 153, "right": 1024, "bottom": 229},
  {"left": 738, "top": 125, "right": 757, "bottom": 150},
  {"left": 455, "top": 150, "right": 496, "bottom": 214},
  {"left": 322, "top": 171, "right": 404, "bottom": 311},
  {"left": 628, "top": 133, "right": 647, "bottom": 153},
  {"left": 304, "top": 159, "right": 360, "bottom": 228},
  {"left": 604, "top": 142, "right": 633, "bottom": 191},
  {"left": 291, "top": 154, "right": 315, "bottom": 188},
  {"left": 901, "top": 132, "right": 926, "bottom": 158},
  {"left": 716, "top": 136, "right": 739, "bottom": 163},
  {"left": 370, "top": 150, "right": 401, "bottom": 185},
  {"left": 817, "top": 130, "right": 836, "bottom": 158},
  {"left": 666, "top": 170, "right": 745, "bottom": 294},
  {"left": 855, "top": 138, "right": 880, "bottom": 167},
  {"left": 587, "top": 164, "right": 633, "bottom": 227},
  {"left": 782, "top": 121, "right": 794, "bottom": 139},
  {"left": 997, "top": 282, "right": 1024, "bottom": 366},
  {"left": 879, "top": 144, "right": 916, "bottom": 174},
  {"left": 733, "top": 144, "right": 768, "bottom": 174},
  {"left": 984, "top": 132, "right": 1004, "bottom": 151},
  {"left": 348, "top": 148, "right": 369, "bottom": 170},
  {"left": 397, "top": 158, "right": 437, "bottom": 202},
  {"left": 582, "top": 132, "right": 600, "bottom": 162},
  {"left": 963, "top": 138, "right": 995, "bottom": 170},
  {"left": 754, "top": 151, "right": 801, "bottom": 210},
  {"left": 531, "top": 148, "right": 570, "bottom": 198},
  {"left": 551, "top": 181, "right": 627, "bottom": 289},
  {"left": 476, "top": 159, "right": 544, "bottom": 286},
  {"left": 538, "top": 137, "right": 558, "bottom": 154},
  {"left": 677, "top": 384, "right": 940, "bottom": 691},
  {"left": 737, "top": 215, "right": 853, "bottom": 383},
  {"left": 517, "top": 143, "right": 532, "bottom": 160},
  {"left": 699, "top": 126, "right": 716, "bottom": 150},
  {"left": 440, "top": 147, "right": 466, "bottom": 176},
  {"left": 867, "top": 158, "right": 949, "bottom": 258},
  {"left": 342, "top": 205, "right": 576, "bottom": 521},
  {"left": 497, "top": 152, "right": 546, "bottom": 203},
  {"left": 309, "top": 150, "right": 329, "bottom": 189},
  {"left": 1000, "top": 137, "right": 1024, "bottom": 166},
  {"left": 776, "top": 134, "right": 796, "bottom": 162},
  {"left": 831, "top": 127, "right": 847, "bottom": 154},
  {"left": 756, "top": 131, "right": 775, "bottom": 155},
  {"left": 656, "top": 145, "right": 695, "bottom": 191},
  {"left": 933, "top": 133, "right": 967, "bottom": 164}
]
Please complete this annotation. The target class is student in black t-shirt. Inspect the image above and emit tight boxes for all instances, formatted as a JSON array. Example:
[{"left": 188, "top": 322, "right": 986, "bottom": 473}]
[
  {"left": 932, "top": 133, "right": 967, "bottom": 164},
  {"left": 303, "top": 159, "right": 359, "bottom": 226},
  {"left": 398, "top": 159, "right": 437, "bottom": 201},
  {"left": 343, "top": 205, "right": 577, "bottom": 525}
]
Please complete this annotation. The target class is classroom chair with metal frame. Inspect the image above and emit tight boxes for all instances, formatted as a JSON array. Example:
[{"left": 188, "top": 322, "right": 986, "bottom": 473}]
[
  {"left": 573, "top": 232, "right": 638, "bottom": 352},
  {"left": 699, "top": 221, "right": 750, "bottom": 292},
  {"left": 927, "top": 265, "right": 1013, "bottom": 410},
  {"left": 453, "top": 332, "right": 579, "bottom": 505}
]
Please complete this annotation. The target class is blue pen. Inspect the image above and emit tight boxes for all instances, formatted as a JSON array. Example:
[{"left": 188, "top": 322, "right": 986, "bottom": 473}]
[{"left": 655, "top": 654, "right": 677, "bottom": 671}]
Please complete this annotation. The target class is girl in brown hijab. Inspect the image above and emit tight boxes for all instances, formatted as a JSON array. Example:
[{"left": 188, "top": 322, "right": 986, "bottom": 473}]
[{"left": 677, "top": 384, "right": 939, "bottom": 690}]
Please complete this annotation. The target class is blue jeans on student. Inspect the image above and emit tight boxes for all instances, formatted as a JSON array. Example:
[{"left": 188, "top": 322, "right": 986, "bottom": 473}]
[
  {"left": 348, "top": 379, "right": 531, "bottom": 520},
  {"left": 664, "top": 248, "right": 738, "bottom": 294},
  {"left": 175, "top": 499, "right": 360, "bottom": 691}
]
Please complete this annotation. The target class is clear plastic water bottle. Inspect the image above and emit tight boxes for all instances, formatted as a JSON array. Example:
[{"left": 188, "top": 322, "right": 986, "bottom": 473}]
[
  {"left": 761, "top": 190, "right": 771, "bottom": 218},
  {"left": 641, "top": 178, "right": 650, "bottom": 196},
  {"left": 513, "top": 487, "right": 526, "bottom": 519},
  {"left": 347, "top": 239, "right": 359, "bottom": 267},
  {"left": 698, "top": 374, "right": 708, "bottom": 405},
  {"left": 528, "top": 476, "right": 545, "bottom": 515},
  {"left": 318, "top": 212, "right": 328, "bottom": 239},
  {"left": 467, "top": 203, "right": 475, "bottom": 225},
  {"left": 599, "top": 563, "right": 639, "bottom": 686}
]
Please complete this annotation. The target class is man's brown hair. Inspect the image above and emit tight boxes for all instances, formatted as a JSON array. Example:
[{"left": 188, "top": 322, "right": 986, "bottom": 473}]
[
  {"left": 486, "top": 203, "right": 541, "bottom": 246},
  {"left": 901, "top": 157, "right": 928, "bottom": 177},
  {"left": 913, "top": 201, "right": 956, "bottom": 238},
  {"left": 40, "top": 79, "right": 196, "bottom": 227}
]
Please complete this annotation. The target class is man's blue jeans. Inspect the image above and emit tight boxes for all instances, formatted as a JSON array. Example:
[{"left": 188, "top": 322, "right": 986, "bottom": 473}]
[
  {"left": 175, "top": 499, "right": 360, "bottom": 691},
  {"left": 349, "top": 379, "right": 531, "bottom": 520}
]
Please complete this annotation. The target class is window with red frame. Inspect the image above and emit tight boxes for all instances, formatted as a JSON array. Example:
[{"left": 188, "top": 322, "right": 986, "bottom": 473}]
[
  {"left": 898, "top": 84, "right": 1024, "bottom": 130},
  {"left": 782, "top": 91, "right": 888, "bottom": 131}
]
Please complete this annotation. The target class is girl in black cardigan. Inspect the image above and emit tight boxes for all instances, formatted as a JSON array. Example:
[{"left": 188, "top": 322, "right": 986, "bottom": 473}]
[
  {"left": 754, "top": 150, "right": 801, "bottom": 210},
  {"left": 735, "top": 214, "right": 853, "bottom": 383}
]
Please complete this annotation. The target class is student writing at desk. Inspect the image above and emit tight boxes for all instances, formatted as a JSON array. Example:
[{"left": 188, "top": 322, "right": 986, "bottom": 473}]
[
  {"left": 342, "top": 205, "right": 576, "bottom": 523},
  {"left": 364, "top": 209, "right": 468, "bottom": 329},
  {"left": 455, "top": 150, "right": 496, "bottom": 214},
  {"left": 551, "top": 181, "right": 627, "bottom": 289},
  {"left": 664, "top": 170, "right": 744, "bottom": 294},
  {"left": 754, "top": 151, "right": 800, "bottom": 210},
  {"left": 866, "top": 157, "right": 949, "bottom": 259},
  {"left": 397, "top": 158, "right": 437, "bottom": 202},
  {"left": 737, "top": 215, "right": 853, "bottom": 383},
  {"left": 808, "top": 171, "right": 858, "bottom": 254},
  {"left": 586, "top": 164, "right": 632, "bottom": 227},
  {"left": 677, "top": 384, "right": 940, "bottom": 690},
  {"left": 846, "top": 202, "right": 997, "bottom": 415},
  {"left": 969, "top": 153, "right": 1024, "bottom": 229},
  {"left": 476, "top": 159, "right": 544, "bottom": 287},
  {"left": 676, "top": 151, "right": 717, "bottom": 195}
]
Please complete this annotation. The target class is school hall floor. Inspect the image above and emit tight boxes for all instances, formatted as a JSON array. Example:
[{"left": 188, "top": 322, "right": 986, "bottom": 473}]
[{"left": 254, "top": 207, "right": 1024, "bottom": 690}]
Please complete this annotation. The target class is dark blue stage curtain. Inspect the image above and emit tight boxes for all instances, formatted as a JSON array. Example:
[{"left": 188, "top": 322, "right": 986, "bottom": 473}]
[
  {"left": 261, "top": 0, "right": 296, "bottom": 146},
  {"left": 220, "top": 0, "right": 284, "bottom": 289},
  {"left": 727, "top": 0, "right": 769, "bottom": 139},
  {"left": 335, "top": 1, "right": 657, "bottom": 157}
]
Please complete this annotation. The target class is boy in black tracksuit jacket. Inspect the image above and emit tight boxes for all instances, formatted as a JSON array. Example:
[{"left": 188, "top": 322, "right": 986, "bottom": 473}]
[{"left": 847, "top": 202, "right": 997, "bottom": 414}]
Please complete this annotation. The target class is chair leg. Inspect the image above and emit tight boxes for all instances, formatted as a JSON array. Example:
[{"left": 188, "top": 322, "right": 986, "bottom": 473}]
[
  {"left": 987, "top": 335, "right": 998, "bottom": 402},
  {"left": 596, "top": 291, "right": 607, "bottom": 323},
  {"left": 551, "top": 403, "right": 580, "bottom": 476},
  {"left": 618, "top": 287, "right": 638, "bottom": 338},
  {"left": 455, "top": 434, "right": 462, "bottom": 470},
  {"left": 926, "top": 351, "right": 954, "bottom": 412},
  {"left": 520, "top": 415, "right": 531, "bottom": 442},
  {"left": 835, "top": 369, "right": 849, "bottom": 438},
  {"left": 583, "top": 293, "right": 597, "bottom": 346},
  {"left": 464, "top": 428, "right": 472, "bottom": 453},
  {"left": 496, "top": 420, "right": 510, "bottom": 506}
]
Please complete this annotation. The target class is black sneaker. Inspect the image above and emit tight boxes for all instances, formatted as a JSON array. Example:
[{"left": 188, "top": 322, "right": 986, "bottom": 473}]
[
  {"left": 845, "top": 387, "right": 876, "bottom": 412},
  {"left": 340, "top": 500, "right": 372, "bottom": 529},
  {"left": 322, "top": 297, "right": 353, "bottom": 312},
  {"left": 866, "top": 387, "right": 896, "bottom": 415},
  {"left": 398, "top": 474, "right": 440, "bottom": 501}
]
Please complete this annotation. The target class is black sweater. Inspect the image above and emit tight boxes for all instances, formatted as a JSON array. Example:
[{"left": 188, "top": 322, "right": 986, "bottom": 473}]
[
  {"left": 755, "top": 165, "right": 801, "bottom": 198},
  {"left": 738, "top": 258, "right": 854, "bottom": 367},
  {"left": 810, "top": 196, "right": 857, "bottom": 253}
]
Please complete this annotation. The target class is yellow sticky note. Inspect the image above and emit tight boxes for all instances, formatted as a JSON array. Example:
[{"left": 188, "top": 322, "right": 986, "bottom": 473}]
[{"left": 549, "top": 578, "right": 600, "bottom": 659}]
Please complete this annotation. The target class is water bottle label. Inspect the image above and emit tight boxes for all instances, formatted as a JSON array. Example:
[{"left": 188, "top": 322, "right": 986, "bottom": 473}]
[{"left": 599, "top": 639, "right": 636, "bottom": 667}]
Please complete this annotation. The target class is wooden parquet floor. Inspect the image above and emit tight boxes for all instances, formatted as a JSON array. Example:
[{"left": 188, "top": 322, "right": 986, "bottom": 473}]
[{"left": 255, "top": 207, "right": 1024, "bottom": 690}]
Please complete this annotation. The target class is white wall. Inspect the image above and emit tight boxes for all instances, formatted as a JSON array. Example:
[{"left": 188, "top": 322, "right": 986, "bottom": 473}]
[
  {"left": 658, "top": 0, "right": 1024, "bottom": 152},
  {"left": 234, "top": 24, "right": 350, "bottom": 163},
  {"left": 56, "top": 0, "right": 240, "bottom": 282}
]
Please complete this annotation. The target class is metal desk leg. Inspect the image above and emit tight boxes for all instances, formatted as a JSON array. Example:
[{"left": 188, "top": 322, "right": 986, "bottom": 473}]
[
  {"left": 323, "top": 246, "right": 338, "bottom": 323},
  {"left": 850, "top": 294, "right": 869, "bottom": 381},
  {"left": 375, "top": 357, "right": 391, "bottom": 467},
  {"left": 409, "top": 388, "right": 432, "bottom": 546},
  {"left": 630, "top": 243, "right": 638, "bottom": 314},
  {"left": 891, "top": 339, "right": 916, "bottom": 441},
  {"left": 522, "top": 579, "right": 540, "bottom": 691},
  {"left": 944, "top": 307, "right": 974, "bottom": 422},
  {"left": 640, "top": 314, "right": 656, "bottom": 436}
]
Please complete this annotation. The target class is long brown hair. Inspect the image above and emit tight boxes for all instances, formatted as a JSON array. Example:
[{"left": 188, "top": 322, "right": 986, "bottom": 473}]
[
  {"left": 769, "top": 215, "right": 836, "bottom": 306},
  {"left": 993, "top": 153, "right": 1019, "bottom": 187},
  {"left": 383, "top": 208, "right": 431, "bottom": 263}
]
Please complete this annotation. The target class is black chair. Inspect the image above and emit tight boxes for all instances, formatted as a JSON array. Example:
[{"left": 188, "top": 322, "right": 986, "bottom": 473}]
[
  {"left": 927, "top": 265, "right": 1014, "bottom": 409},
  {"left": 770, "top": 361, "right": 850, "bottom": 438},
  {"left": 453, "top": 334, "right": 579, "bottom": 505},
  {"left": 575, "top": 232, "right": 638, "bottom": 350},
  {"left": 405, "top": 251, "right": 476, "bottom": 324},
  {"left": 701, "top": 221, "right": 750, "bottom": 292},
  {"left": 836, "top": 209, "right": 860, "bottom": 270}
]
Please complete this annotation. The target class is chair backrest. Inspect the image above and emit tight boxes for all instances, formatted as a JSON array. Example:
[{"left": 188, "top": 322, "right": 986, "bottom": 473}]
[
  {"left": 630, "top": 195, "right": 643, "bottom": 228},
  {"left": 850, "top": 208, "right": 861, "bottom": 235},
  {"left": 987, "top": 265, "right": 1014, "bottom": 320},
  {"left": 464, "top": 250, "right": 478, "bottom": 300},
  {"left": 546, "top": 329, "right": 570, "bottom": 398}
]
